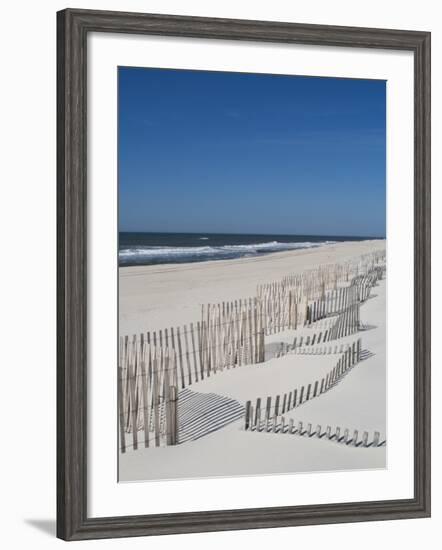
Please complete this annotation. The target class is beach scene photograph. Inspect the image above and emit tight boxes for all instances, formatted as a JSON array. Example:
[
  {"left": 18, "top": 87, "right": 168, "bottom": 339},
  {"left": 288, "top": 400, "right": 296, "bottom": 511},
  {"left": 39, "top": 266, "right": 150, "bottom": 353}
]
[{"left": 117, "top": 67, "right": 386, "bottom": 482}]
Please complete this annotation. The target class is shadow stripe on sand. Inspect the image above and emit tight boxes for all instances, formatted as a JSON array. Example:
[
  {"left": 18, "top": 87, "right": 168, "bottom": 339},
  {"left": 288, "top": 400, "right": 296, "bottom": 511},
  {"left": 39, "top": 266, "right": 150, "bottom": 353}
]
[{"left": 178, "top": 388, "right": 245, "bottom": 444}]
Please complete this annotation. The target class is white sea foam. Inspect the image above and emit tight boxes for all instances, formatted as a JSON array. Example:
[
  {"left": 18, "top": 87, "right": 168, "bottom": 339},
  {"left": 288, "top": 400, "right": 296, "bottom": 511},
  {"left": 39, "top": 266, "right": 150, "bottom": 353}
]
[{"left": 118, "top": 240, "right": 337, "bottom": 263}]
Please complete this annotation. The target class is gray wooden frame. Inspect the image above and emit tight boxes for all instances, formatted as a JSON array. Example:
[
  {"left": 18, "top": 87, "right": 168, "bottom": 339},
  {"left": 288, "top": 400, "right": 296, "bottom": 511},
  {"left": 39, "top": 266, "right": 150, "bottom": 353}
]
[{"left": 57, "top": 8, "right": 431, "bottom": 541}]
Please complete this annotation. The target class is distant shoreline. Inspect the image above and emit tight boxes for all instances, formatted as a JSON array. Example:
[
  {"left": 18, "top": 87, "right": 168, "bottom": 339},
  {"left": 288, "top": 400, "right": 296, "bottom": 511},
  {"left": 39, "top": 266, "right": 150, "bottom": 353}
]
[
  {"left": 119, "top": 239, "right": 386, "bottom": 335},
  {"left": 118, "top": 232, "right": 385, "bottom": 268}
]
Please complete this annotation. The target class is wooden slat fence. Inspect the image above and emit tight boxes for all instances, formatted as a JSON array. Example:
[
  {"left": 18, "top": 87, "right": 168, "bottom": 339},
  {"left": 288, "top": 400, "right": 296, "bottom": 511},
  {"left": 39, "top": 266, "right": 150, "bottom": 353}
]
[
  {"left": 200, "top": 297, "right": 266, "bottom": 372},
  {"left": 137, "top": 308, "right": 266, "bottom": 390},
  {"left": 119, "top": 308, "right": 267, "bottom": 452},
  {"left": 257, "top": 262, "right": 384, "bottom": 335},
  {"left": 119, "top": 251, "right": 385, "bottom": 453},
  {"left": 254, "top": 286, "right": 303, "bottom": 333},
  {"left": 277, "top": 250, "right": 386, "bottom": 302},
  {"left": 245, "top": 338, "right": 362, "bottom": 430},
  {"left": 245, "top": 416, "right": 385, "bottom": 448},
  {"left": 303, "top": 266, "right": 383, "bottom": 325},
  {"left": 275, "top": 303, "right": 360, "bottom": 360},
  {"left": 304, "top": 285, "right": 359, "bottom": 325},
  {"left": 119, "top": 336, "right": 179, "bottom": 452}
]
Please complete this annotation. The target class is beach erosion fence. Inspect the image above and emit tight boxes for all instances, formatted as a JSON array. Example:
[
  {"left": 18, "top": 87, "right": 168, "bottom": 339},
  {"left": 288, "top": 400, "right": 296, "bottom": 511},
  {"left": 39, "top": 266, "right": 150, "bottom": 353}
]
[
  {"left": 244, "top": 417, "right": 385, "bottom": 449},
  {"left": 257, "top": 263, "right": 384, "bottom": 332},
  {"left": 119, "top": 337, "right": 179, "bottom": 452},
  {"left": 119, "top": 304, "right": 266, "bottom": 452},
  {"left": 244, "top": 338, "right": 362, "bottom": 431},
  {"left": 119, "top": 251, "right": 386, "bottom": 452}
]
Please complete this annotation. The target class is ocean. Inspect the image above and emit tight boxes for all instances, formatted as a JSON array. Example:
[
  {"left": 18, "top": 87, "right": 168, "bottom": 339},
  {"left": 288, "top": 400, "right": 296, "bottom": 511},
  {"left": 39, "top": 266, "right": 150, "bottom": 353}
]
[{"left": 118, "top": 232, "right": 375, "bottom": 267}]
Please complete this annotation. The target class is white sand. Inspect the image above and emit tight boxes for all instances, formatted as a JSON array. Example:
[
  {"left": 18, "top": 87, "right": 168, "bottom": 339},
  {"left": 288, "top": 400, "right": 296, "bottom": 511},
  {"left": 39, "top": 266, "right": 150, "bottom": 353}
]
[
  {"left": 285, "top": 279, "right": 386, "bottom": 434},
  {"left": 119, "top": 240, "right": 385, "bottom": 335},
  {"left": 119, "top": 240, "right": 386, "bottom": 482},
  {"left": 194, "top": 278, "right": 386, "bottom": 433},
  {"left": 120, "top": 421, "right": 385, "bottom": 482}
]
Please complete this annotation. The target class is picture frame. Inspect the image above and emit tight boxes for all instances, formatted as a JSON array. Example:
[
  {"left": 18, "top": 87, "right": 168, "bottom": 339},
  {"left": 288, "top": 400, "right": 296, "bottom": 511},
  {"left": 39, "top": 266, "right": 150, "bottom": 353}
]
[{"left": 57, "top": 8, "right": 431, "bottom": 541}]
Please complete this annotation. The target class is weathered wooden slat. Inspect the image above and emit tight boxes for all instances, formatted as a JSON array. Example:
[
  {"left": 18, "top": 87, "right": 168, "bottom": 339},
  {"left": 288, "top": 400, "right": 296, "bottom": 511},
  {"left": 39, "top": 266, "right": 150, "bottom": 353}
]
[
  {"left": 128, "top": 339, "right": 138, "bottom": 450},
  {"left": 139, "top": 334, "right": 149, "bottom": 448},
  {"left": 117, "top": 366, "right": 126, "bottom": 453}
]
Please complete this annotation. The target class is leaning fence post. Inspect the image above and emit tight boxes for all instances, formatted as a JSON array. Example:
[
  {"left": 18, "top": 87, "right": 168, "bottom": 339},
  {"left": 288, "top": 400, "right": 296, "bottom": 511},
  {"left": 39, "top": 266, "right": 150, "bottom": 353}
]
[
  {"left": 164, "top": 352, "right": 173, "bottom": 446},
  {"left": 257, "top": 409, "right": 264, "bottom": 432},
  {"left": 265, "top": 396, "right": 272, "bottom": 422},
  {"left": 245, "top": 401, "right": 251, "bottom": 430},
  {"left": 352, "top": 430, "right": 359, "bottom": 446},
  {"left": 255, "top": 397, "right": 261, "bottom": 427},
  {"left": 168, "top": 385, "right": 178, "bottom": 445},
  {"left": 139, "top": 336, "right": 150, "bottom": 449},
  {"left": 152, "top": 347, "right": 161, "bottom": 447},
  {"left": 288, "top": 292, "right": 292, "bottom": 329},
  {"left": 373, "top": 431, "right": 380, "bottom": 447},
  {"left": 362, "top": 431, "right": 369, "bottom": 447},
  {"left": 275, "top": 395, "right": 280, "bottom": 416},
  {"left": 128, "top": 338, "right": 138, "bottom": 451},
  {"left": 118, "top": 366, "right": 126, "bottom": 454}
]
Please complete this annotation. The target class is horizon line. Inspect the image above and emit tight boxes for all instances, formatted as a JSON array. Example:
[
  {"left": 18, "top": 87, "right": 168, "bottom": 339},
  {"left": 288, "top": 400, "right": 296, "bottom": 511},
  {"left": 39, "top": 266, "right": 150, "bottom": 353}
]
[{"left": 119, "top": 230, "right": 386, "bottom": 239}]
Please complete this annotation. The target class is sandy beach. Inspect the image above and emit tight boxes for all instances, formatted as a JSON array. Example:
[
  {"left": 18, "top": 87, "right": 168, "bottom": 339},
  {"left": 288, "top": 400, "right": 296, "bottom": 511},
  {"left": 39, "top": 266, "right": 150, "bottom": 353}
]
[
  {"left": 119, "top": 240, "right": 385, "bottom": 335},
  {"left": 118, "top": 240, "right": 386, "bottom": 482}
]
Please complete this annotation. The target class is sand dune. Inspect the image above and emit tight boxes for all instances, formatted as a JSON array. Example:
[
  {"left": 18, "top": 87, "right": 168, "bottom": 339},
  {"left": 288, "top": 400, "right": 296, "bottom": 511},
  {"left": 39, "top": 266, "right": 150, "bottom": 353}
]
[{"left": 118, "top": 240, "right": 386, "bottom": 482}]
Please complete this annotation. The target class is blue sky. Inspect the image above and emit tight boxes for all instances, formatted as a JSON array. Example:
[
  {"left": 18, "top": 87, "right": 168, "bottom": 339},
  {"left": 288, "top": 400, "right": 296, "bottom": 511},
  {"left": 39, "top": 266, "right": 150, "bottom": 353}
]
[{"left": 118, "top": 67, "right": 386, "bottom": 237}]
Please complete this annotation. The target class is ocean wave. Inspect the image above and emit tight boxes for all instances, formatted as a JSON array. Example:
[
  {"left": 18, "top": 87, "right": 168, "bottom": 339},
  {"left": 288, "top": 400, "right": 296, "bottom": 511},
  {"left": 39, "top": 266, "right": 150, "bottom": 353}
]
[
  {"left": 220, "top": 241, "right": 336, "bottom": 252},
  {"left": 119, "top": 240, "right": 336, "bottom": 263},
  {"left": 119, "top": 245, "right": 217, "bottom": 258}
]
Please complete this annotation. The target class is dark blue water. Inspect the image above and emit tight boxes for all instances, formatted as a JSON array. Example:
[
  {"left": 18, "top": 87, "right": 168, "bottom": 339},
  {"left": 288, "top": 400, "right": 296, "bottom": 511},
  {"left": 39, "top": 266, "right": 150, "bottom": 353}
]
[{"left": 118, "top": 232, "right": 375, "bottom": 267}]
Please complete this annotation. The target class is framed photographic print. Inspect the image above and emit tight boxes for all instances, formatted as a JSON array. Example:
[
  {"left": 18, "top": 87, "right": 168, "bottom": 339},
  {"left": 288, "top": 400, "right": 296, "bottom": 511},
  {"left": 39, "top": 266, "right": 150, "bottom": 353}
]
[{"left": 57, "top": 8, "right": 431, "bottom": 541}]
